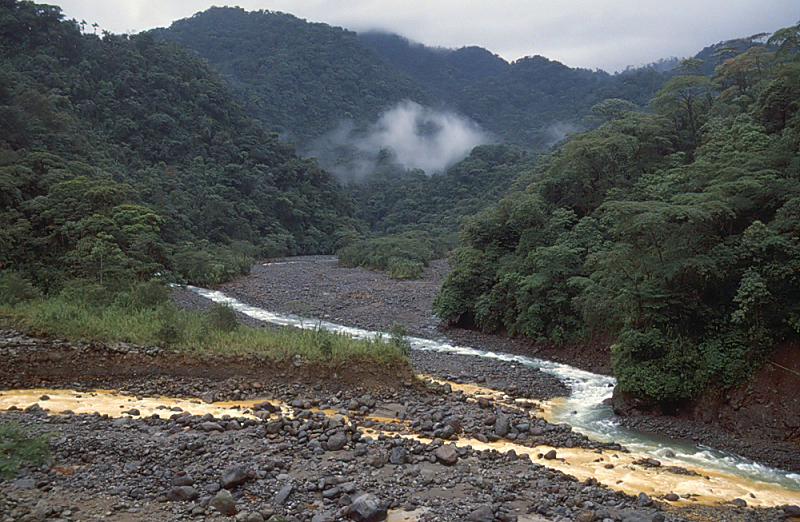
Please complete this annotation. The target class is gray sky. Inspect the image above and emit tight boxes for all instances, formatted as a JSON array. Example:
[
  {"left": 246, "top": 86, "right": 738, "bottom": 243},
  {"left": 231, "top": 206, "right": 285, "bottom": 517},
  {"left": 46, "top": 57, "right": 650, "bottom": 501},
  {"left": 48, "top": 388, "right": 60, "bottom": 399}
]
[{"left": 55, "top": 1, "right": 798, "bottom": 72}]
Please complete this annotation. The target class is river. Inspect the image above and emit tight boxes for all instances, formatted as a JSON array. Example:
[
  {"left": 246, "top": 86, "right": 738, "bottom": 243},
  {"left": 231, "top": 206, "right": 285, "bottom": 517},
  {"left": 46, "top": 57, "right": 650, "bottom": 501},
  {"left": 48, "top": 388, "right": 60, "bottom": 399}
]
[{"left": 183, "top": 284, "right": 800, "bottom": 505}]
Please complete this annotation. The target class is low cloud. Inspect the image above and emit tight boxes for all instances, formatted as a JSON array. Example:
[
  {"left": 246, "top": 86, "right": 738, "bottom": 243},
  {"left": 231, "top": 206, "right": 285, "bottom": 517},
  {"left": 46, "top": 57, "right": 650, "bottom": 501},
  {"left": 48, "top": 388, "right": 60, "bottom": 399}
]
[
  {"left": 307, "top": 100, "right": 491, "bottom": 180},
  {"left": 545, "top": 121, "right": 581, "bottom": 147}
]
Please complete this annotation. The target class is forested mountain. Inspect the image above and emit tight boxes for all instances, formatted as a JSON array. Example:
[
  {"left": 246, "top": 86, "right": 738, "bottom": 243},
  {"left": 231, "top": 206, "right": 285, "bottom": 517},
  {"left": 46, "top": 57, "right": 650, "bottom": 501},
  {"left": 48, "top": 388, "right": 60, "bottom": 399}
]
[
  {"left": 150, "top": 7, "right": 432, "bottom": 147},
  {"left": 359, "top": 32, "right": 670, "bottom": 149},
  {"left": 153, "top": 7, "right": 672, "bottom": 157},
  {"left": 434, "top": 25, "right": 800, "bottom": 409},
  {"left": 0, "top": 0, "right": 361, "bottom": 291}
]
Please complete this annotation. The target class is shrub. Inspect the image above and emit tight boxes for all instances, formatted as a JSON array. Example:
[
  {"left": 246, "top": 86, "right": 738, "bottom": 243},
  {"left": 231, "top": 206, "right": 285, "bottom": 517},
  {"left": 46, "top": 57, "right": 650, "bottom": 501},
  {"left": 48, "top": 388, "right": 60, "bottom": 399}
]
[
  {"left": 611, "top": 328, "right": 703, "bottom": 403},
  {"left": 337, "top": 231, "right": 439, "bottom": 279},
  {"left": 123, "top": 278, "right": 172, "bottom": 310},
  {"left": 154, "top": 304, "right": 186, "bottom": 346},
  {"left": 0, "top": 423, "right": 53, "bottom": 480},
  {"left": 204, "top": 302, "right": 239, "bottom": 333},
  {"left": 0, "top": 271, "right": 41, "bottom": 306},
  {"left": 389, "top": 322, "right": 411, "bottom": 356}
]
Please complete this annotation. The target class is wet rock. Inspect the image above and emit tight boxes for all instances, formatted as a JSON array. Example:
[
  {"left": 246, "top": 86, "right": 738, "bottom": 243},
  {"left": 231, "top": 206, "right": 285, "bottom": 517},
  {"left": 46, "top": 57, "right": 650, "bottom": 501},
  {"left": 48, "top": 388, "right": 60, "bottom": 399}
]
[
  {"left": 781, "top": 504, "right": 800, "bottom": 517},
  {"left": 543, "top": 449, "right": 557, "bottom": 460}
]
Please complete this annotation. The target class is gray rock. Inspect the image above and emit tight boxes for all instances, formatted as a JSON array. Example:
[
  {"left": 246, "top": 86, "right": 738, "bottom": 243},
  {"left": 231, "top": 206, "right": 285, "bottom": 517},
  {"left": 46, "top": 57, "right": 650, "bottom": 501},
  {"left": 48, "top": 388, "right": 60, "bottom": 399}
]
[
  {"left": 274, "top": 484, "right": 293, "bottom": 505},
  {"left": 365, "top": 450, "right": 387, "bottom": 468},
  {"left": 345, "top": 493, "right": 388, "bottom": 522},
  {"left": 326, "top": 430, "right": 348, "bottom": 451},
  {"left": 210, "top": 489, "right": 237, "bottom": 516},
  {"left": 434, "top": 445, "right": 458, "bottom": 466},
  {"left": 467, "top": 505, "right": 494, "bottom": 522},
  {"left": 220, "top": 465, "right": 250, "bottom": 489},
  {"left": 543, "top": 449, "right": 557, "bottom": 460},
  {"left": 171, "top": 474, "right": 194, "bottom": 487},
  {"left": 619, "top": 511, "right": 649, "bottom": 522},
  {"left": 245, "top": 512, "right": 265, "bottom": 522},
  {"left": 328, "top": 413, "right": 346, "bottom": 429},
  {"left": 781, "top": 505, "right": 800, "bottom": 517},
  {"left": 494, "top": 414, "right": 511, "bottom": 437},
  {"left": 388, "top": 446, "right": 407, "bottom": 465},
  {"left": 166, "top": 486, "right": 189, "bottom": 502},
  {"left": 199, "top": 421, "right": 224, "bottom": 432}
]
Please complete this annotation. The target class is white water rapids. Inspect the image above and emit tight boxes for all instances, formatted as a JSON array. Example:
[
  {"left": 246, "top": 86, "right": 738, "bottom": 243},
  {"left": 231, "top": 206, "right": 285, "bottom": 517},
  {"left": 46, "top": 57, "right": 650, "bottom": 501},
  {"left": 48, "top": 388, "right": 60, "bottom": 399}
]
[{"left": 184, "top": 284, "right": 800, "bottom": 498}]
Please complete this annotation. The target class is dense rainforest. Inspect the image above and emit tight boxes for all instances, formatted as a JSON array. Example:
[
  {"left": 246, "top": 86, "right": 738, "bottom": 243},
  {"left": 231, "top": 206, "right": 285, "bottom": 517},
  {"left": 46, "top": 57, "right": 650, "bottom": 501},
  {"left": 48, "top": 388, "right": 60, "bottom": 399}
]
[
  {"left": 0, "top": 0, "right": 362, "bottom": 292},
  {"left": 2, "top": 0, "right": 800, "bottom": 412},
  {"left": 153, "top": 7, "right": 672, "bottom": 156},
  {"left": 433, "top": 26, "right": 800, "bottom": 407}
]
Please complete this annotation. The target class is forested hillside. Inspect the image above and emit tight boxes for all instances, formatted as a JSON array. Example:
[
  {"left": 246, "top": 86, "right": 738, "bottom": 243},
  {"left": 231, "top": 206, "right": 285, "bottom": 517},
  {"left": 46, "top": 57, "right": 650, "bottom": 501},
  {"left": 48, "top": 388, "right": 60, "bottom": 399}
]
[
  {"left": 360, "top": 32, "right": 670, "bottom": 149},
  {"left": 154, "top": 7, "right": 672, "bottom": 157},
  {"left": 0, "top": 1, "right": 361, "bottom": 291},
  {"left": 151, "top": 7, "right": 432, "bottom": 147},
  {"left": 434, "top": 24, "right": 800, "bottom": 408}
]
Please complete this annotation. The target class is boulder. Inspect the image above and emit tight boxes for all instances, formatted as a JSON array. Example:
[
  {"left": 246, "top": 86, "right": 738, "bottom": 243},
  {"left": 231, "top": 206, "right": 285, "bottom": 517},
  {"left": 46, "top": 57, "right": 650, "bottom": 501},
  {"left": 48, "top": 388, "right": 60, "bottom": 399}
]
[
  {"left": 434, "top": 445, "right": 459, "bottom": 466},
  {"left": 210, "top": 489, "right": 237, "bottom": 516},
  {"left": 345, "top": 493, "right": 388, "bottom": 522}
]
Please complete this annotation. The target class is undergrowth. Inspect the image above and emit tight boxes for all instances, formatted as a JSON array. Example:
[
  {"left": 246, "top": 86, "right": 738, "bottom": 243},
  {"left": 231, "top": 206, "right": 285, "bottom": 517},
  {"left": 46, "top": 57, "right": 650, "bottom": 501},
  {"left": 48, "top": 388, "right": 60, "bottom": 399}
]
[
  {"left": 0, "top": 423, "right": 54, "bottom": 480},
  {"left": 0, "top": 280, "right": 409, "bottom": 366}
]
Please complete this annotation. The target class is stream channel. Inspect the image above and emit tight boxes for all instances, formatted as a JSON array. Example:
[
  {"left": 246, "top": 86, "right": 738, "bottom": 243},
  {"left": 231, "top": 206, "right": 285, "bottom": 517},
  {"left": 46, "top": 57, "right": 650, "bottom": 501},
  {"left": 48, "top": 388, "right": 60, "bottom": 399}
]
[{"left": 180, "top": 285, "right": 800, "bottom": 507}]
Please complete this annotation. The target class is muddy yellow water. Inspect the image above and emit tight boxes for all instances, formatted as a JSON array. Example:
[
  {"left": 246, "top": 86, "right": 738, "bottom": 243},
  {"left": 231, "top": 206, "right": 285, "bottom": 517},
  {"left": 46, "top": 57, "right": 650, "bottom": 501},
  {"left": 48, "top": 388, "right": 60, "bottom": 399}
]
[{"left": 2, "top": 388, "right": 799, "bottom": 509}]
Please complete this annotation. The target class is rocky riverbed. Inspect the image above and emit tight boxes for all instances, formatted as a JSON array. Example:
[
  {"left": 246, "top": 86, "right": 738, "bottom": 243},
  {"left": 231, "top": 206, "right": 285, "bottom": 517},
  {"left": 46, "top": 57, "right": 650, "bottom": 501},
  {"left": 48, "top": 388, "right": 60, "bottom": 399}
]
[
  {"left": 1, "top": 257, "right": 799, "bottom": 522},
  {"left": 203, "top": 256, "right": 800, "bottom": 474}
]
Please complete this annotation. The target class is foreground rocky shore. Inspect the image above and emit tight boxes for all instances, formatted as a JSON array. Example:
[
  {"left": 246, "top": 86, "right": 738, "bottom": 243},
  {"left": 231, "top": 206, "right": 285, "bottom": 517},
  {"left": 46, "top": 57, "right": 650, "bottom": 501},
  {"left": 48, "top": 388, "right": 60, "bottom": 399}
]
[
  {"left": 2, "top": 329, "right": 798, "bottom": 522},
  {"left": 0, "top": 257, "right": 798, "bottom": 521}
]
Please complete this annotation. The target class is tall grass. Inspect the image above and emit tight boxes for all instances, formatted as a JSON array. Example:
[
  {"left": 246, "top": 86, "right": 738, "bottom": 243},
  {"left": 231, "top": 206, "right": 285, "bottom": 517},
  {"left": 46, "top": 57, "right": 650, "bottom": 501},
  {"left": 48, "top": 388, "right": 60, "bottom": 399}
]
[{"left": 0, "top": 294, "right": 409, "bottom": 366}]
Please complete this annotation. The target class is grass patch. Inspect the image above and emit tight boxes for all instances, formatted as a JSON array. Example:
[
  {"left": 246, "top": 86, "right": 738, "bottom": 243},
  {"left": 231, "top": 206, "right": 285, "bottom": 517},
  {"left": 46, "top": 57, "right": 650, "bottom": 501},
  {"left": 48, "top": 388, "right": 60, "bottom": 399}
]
[{"left": 0, "top": 288, "right": 409, "bottom": 367}]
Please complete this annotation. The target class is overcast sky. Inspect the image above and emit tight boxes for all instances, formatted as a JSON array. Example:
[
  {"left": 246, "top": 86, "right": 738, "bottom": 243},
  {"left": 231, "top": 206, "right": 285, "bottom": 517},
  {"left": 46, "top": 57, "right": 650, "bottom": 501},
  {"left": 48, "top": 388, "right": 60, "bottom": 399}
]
[{"left": 55, "top": 1, "right": 798, "bottom": 72}]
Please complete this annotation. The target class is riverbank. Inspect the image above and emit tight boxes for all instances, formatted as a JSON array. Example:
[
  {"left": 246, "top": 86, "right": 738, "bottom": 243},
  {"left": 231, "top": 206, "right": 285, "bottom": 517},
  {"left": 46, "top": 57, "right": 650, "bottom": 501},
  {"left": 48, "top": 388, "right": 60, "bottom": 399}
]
[
  {"left": 1, "top": 329, "right": 798, "bottom": 522},
  {"left": 1, "top": 257, "right": 798, "bottom": 521},
  {"left": 201, "top": 256, "right": 800, "bottom": 474}
]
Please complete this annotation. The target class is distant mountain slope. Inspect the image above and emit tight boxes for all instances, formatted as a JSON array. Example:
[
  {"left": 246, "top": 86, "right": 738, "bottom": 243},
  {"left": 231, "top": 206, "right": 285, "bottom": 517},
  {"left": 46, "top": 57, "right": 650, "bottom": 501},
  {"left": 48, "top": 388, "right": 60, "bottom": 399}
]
[
  {"left": 361, "top": 32, "right": 672, "bottom": 148},
  {"left": 154, "top": 7, "right": 672, "bottom": 155},
  {"left": 151, "top": 7, "right": 432, "bottom": 145}
]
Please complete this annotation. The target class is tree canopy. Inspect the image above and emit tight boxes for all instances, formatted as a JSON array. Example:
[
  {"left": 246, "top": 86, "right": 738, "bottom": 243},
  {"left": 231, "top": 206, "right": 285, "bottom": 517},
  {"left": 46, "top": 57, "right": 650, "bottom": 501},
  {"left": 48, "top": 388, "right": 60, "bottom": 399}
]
[{"left": 434, "top": 29, "right": 800, "bottom": 406}]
